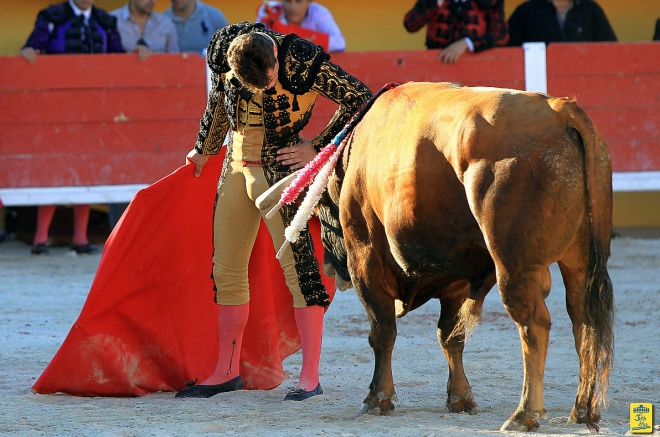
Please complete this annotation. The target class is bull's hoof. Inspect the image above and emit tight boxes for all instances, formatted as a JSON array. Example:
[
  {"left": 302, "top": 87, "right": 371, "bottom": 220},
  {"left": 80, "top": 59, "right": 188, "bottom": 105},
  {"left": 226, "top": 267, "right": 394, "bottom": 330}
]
[
  {"left": 568, "top": 406, "right": 600, "bottom": 424},
  {"left": 500, "top": 409, "right": 547, "bottom": 432},
  {"left": 568, "top": 406, "right": 600, "bottom": 430},
  {"left": 445, "top": 397, "right": 478, "bottom": 415},
  {"left": 359, "top": 399, "right": 395, "bottom": 416},
  {"left": 359, "top": 403, "right": 393, "bottom": 416}
]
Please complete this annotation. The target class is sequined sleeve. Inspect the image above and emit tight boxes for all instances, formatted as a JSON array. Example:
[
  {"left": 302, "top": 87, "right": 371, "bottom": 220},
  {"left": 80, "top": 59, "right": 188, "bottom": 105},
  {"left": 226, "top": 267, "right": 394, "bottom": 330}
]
[
  {"left": 310, "top": 61, "right": 372, "bottom": 151},
  {"left": 193, "top": 71, "right": 231, "bottom": 155}
]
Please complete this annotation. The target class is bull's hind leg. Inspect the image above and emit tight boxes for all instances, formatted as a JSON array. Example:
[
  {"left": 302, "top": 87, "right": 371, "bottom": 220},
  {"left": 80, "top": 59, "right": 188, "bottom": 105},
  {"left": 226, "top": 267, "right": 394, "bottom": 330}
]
[
  {"left": 438, "top": 279, "right": 492, "bottom": 415},
  {"left": 497, "top": 266, "right": 552, "bottom": 432},
  {"left": 558, "top": 256, "right": 603, "bottom": 427}
]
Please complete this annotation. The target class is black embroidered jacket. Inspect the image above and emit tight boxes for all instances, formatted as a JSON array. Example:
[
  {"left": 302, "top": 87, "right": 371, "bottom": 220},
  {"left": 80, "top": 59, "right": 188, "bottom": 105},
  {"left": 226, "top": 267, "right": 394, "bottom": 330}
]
[{"left": 194, "top": 22, "right": 371, "bottom": 180}]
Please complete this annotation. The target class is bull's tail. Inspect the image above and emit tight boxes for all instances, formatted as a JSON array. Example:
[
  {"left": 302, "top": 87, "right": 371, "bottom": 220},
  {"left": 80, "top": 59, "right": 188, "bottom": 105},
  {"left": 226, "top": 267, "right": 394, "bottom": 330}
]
[
  {"left": 581, "top": 228, "right": 614, "bottom": 432},
  {"left": 561, "top": 99, "right": 615, "bottom": 431}
]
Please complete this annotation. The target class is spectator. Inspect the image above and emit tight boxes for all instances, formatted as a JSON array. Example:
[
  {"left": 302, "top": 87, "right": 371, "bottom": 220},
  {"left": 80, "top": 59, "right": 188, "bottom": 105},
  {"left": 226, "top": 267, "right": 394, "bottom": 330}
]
[
  {"left": 404, "top": 0, "right": 509, "bottom": 64},
  {"left": 20, "top": 0, "right": 124, "bottom": 255},
  {"left": 164, "top": 0, "right": 228, "bottom": 54},
  {"left": 508, "top": 0, "right": 617, "bottom": 46},
  {"left": 174, "top": 22, "right": 371, "bottom": 401},
  {"left": 111, "top": 0, "right": 179, "bottom": 62},
  {"left": 257, "top": 0, "right": 346, "bottom": 52}
]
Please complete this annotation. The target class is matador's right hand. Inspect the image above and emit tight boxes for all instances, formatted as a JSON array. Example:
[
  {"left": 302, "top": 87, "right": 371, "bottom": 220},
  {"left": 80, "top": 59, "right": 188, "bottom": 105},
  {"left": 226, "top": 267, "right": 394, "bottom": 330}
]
[{"left": 186, "top": 149, "right": 210, "bottom": 177}]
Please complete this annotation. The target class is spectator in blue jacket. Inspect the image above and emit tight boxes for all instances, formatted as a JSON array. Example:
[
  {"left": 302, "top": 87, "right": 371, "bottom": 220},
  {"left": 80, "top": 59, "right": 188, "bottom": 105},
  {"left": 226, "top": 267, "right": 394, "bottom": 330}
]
[{"left": 20, "top": 0, "right": 124, "bottom": 62}]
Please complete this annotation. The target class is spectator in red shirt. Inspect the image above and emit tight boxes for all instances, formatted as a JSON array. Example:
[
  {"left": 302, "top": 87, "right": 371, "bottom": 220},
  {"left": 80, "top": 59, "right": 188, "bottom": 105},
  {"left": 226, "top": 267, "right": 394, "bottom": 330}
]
[{"left": 404, "top": 0, "right": 509, "bottom": 64}]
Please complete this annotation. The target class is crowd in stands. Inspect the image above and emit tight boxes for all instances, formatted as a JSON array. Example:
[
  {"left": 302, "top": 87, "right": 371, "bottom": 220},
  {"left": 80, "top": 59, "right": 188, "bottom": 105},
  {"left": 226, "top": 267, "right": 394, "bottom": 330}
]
[{"left": 0, "top": 0, "right": 646, "bottom": 252}]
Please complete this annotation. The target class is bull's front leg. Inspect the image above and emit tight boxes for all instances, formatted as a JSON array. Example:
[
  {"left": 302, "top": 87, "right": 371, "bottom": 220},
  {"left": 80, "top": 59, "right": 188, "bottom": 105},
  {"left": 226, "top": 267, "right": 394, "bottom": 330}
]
[{"left": 356, "top": 287, "right": 398, "bottom": 416}]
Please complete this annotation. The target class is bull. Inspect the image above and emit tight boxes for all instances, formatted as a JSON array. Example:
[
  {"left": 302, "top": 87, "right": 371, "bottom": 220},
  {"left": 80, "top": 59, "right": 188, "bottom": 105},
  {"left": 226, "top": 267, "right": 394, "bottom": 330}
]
[{"left": 259, "top": 82, "right": 614, "bottom": 432}]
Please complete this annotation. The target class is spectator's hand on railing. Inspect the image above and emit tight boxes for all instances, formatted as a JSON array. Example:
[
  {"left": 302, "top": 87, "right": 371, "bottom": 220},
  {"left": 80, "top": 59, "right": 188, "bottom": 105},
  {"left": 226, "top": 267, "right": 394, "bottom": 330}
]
[
  {"left": 134, "top": 45, "right": 152, "bottom": 62},
  {"left": 439, "top": 39, "right": 469, "bottom": 64},
  {"left": 19, "top": 47, "right": 38, "bottom": 64}
]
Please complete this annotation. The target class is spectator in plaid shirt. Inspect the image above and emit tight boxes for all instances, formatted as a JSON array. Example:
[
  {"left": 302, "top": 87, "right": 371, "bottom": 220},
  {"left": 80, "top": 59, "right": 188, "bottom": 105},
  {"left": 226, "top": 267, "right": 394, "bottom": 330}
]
[{"left": 404, "top": 0, "right": 509, "bottom": 64}]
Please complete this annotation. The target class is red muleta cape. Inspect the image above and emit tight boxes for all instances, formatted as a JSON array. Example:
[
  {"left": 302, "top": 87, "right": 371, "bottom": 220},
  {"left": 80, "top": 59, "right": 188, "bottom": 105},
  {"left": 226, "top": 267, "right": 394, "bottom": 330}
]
[{"left": 32, "top": 152, "right": 334, "bottom": 396}]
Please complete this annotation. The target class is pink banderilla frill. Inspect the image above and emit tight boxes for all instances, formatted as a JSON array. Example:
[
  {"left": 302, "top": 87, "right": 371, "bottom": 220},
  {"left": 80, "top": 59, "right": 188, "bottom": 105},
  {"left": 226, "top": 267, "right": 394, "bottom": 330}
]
[{"left": 274, "top": 140, "right": 347, "bottom": 259}]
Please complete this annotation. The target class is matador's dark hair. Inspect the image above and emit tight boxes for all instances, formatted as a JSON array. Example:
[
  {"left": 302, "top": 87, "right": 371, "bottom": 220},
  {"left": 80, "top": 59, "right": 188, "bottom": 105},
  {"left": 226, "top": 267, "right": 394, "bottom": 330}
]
[{"left": 227, "top": 33, "right": 277, "bottom": 91}]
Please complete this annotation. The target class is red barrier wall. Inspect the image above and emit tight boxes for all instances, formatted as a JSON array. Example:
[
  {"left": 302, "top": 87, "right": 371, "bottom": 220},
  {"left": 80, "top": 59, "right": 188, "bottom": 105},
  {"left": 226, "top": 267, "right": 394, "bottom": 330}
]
[
  {"left": 546, "top": 42, "right": 660, "bottom": 172},
  {"left": 0, "top": 53, "right": 207, "bottom": 188},
  {"left": 304, "top": 47, "right": 525, "bottom": 138},
  {"left": 1, "top": 43, "right": 658, "bottom": 193}
]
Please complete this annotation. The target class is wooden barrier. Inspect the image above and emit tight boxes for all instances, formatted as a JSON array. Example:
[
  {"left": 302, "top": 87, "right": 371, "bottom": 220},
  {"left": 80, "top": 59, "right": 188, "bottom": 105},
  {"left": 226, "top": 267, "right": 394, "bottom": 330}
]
[
  {"left": 0, "top": 43, "right": 658, "bottom": 206},
  {"left": 302, "top": 44, "right": 660, "bottom": 193},
  {"left": 0, "top": 53, "right": 207, "bottom": 205},
  {"left": 305, "top": 47, "right": 524, "bottom": 138},
  {"left": 546, "top": 42, "right": 659, "bottom": 173}
]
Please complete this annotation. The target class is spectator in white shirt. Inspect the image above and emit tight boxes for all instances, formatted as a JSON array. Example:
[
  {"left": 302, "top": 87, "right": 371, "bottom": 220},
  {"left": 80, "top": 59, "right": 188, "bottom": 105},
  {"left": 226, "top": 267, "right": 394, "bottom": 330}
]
[{"left": 257, "top": 0, "right": 346, "bottom": 52}]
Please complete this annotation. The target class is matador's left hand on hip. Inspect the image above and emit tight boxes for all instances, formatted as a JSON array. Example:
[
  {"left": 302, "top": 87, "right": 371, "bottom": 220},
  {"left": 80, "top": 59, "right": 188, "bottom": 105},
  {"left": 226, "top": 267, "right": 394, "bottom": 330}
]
[{"left": 276, "top": 138, "right": 317, "bottom": 170}]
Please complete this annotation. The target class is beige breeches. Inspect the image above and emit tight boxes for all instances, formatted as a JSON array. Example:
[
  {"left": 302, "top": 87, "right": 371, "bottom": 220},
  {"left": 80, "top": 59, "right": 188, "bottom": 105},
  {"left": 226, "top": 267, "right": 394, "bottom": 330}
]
[{"left": 212, "top": 128, "right": 306, "bottom": 308}]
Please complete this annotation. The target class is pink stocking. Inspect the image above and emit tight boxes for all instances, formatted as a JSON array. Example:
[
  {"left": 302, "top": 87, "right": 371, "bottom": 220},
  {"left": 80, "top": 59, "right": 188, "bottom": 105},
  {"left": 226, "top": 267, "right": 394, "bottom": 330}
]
[
  {"left": 72, "top": 204, "right": 91, "bottom": 245},
  {"left": 294, "top": 305, "right": 325, "bottom": 390},
  {"left": 34, "top": 205, "right": 56, "bottom": 245},
  {"left": 201, "top": 303, "right": 249, "bottom": 385}
]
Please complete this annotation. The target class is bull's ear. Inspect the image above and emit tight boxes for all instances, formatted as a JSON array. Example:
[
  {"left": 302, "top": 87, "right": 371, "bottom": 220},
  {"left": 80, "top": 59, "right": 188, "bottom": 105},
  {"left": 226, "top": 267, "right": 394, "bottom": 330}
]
[{"left": 255, "top": 170, "right": 301, "bottom": 211}]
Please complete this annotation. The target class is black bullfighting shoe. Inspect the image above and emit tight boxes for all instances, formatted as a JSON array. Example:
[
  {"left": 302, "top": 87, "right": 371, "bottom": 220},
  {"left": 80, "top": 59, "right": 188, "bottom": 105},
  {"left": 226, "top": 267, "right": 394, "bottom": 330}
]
[
  {"left": 71, "top": 244, "right": 96, "bottom": 255},
  {"left": 31, "top": 244, "right": 50, "bottom": 255},
  {"left": 175, "top": 376, "right": 243, "bottom": 398},
  {"left": 284, "top": 383, "right": 323, "bottom": 401}
]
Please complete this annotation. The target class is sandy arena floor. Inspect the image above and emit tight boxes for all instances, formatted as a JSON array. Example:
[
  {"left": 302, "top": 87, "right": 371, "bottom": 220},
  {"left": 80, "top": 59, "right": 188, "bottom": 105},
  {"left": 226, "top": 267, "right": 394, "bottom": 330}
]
[{"left": 0, "top": 233, "right": 658, "bottom": 436}]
